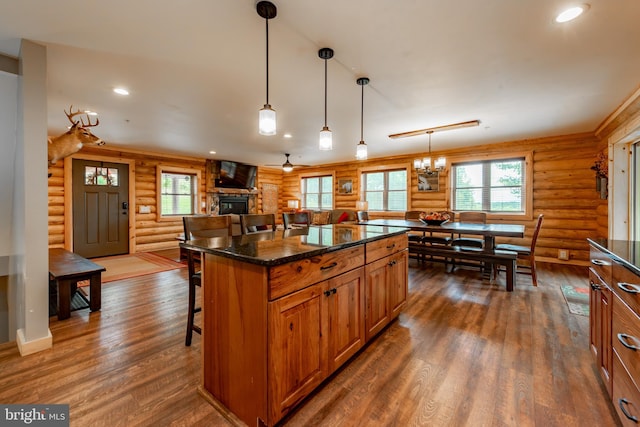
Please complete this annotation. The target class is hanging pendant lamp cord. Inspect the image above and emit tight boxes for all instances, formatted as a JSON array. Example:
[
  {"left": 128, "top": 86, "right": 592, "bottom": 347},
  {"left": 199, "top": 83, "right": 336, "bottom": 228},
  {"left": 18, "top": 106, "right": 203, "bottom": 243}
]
[
  {"left": 324, "top": 59, "right": 328, "bottom": 127},
  {"left": 360, "top": 83, "right": 364, "bottom": 140},
  {"left": 265, "top": 17, "right": 270, "bottom": 104}
]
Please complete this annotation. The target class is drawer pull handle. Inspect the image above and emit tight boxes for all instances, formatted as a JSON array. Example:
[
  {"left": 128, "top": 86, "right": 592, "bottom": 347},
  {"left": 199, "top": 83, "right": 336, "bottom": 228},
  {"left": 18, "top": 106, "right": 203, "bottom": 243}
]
[
  {"left": 617, "top": 333, "right": 640, "bottom": 351},
  {"left": 591, "top": 259, "right": 606, "bottom": 266},
  {"left": 618, "top": 398, "right": 638, "bottom": 423},
  {"left": 321, "top": 262, "right": 338, "bottom": 270},
  {"left": 324, "top": 290, "right": 331, "bottom": 297},
  {"left": 388, "top": 260, "right": 397, "bottom": 267},
  {"left": 387, "top": 243, "right": 396, "bottom": 249},
  {"left": 590, "top": 281, "right": 601, "bottom": 291},
  {"left": 618, "top": 282, "right": 640, "bottom": 294}
]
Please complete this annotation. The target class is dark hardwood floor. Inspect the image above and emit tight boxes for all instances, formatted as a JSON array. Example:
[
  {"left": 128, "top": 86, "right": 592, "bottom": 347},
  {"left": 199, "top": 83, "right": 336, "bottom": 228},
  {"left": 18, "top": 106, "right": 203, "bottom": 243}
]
[{"left": 0, "top": 253, "right": 620, "bottom": 426}]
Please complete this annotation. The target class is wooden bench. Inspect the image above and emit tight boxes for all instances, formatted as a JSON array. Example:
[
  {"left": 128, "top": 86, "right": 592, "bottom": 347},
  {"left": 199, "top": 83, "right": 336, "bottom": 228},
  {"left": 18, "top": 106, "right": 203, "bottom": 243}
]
[
  {"left": 408, "top": 243, "right": 518, "bottom": 291},
  {"left": 49, "top": 248, "right": 105, "bottom": 320}
]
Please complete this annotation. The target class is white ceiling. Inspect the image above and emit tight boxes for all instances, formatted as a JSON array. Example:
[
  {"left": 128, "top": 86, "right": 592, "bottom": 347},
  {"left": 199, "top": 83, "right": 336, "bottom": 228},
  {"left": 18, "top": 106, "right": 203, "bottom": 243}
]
[{"left": 1, "top": 0, "right": 640, "bottom": 168}]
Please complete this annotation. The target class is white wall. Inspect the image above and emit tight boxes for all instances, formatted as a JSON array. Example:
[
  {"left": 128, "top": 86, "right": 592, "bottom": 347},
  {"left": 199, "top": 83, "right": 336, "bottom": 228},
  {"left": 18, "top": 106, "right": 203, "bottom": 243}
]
[
  {"left": 11, "top": 40, "right": 51, "bottom": 354},
  {"left": 0, "top": 65, "right": 18, "bottom": 343}
]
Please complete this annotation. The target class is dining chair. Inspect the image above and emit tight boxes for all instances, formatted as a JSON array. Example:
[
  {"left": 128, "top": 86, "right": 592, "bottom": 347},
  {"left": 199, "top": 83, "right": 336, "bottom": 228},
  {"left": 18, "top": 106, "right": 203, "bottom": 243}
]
[
  {"left": 357, "top": 211, "right": 369, "bottom": 222},
  {"left": 282, "top": 212, "right": 310, "bottom": 229},
  {"left": 495, "top": 214, "right": 544, "bottom": 286},
  {"left": 451, "top": 212, "right": 487, "bottom": 248},
  {"left": 240, "top": 213, "right": 277, "bottom": 234},
  {"left": 422, "top": 211, "right": 455, "bottom": 245},
  {"left": 182, "top": 215, "right": 233, "bottom": 346},
  {"left": 450, "top": 211, "right": 487, "bottom": 272}
]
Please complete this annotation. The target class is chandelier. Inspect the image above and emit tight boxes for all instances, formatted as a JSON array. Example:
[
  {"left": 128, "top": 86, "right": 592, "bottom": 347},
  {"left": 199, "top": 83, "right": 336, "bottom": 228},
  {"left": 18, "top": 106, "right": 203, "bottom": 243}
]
[{"left": 413, "top": 131, "right": 445, "bottom": 175}]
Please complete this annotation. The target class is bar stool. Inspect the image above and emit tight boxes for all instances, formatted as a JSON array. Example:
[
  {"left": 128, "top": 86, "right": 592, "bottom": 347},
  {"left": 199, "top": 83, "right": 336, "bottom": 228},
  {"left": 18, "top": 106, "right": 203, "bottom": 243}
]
[{"left": 182, "top": 215, "right": 233, "bottom": 346}]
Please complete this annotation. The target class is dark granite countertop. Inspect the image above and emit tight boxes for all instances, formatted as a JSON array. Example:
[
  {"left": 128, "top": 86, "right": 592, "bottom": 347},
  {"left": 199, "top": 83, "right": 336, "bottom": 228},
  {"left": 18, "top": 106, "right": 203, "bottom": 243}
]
[
  {"left": 587, "top": 238, "right": 640, "bottom": 276},
  {"left": 180, "top": 224, "right": 409, "bottom": 266}
]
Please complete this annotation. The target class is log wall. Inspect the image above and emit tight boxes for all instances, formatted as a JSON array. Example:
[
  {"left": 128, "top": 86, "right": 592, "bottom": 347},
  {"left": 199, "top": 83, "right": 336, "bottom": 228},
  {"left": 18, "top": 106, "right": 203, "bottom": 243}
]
[
  {"left": 48, "top": 132, "right": 606, "bottom": 264},
  {"left": 277, "top": 132, "right": 603, "bottom": 265}
]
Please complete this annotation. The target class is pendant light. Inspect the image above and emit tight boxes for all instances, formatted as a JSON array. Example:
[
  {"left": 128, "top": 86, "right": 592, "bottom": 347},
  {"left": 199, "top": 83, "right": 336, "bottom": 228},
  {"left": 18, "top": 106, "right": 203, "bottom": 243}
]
[
  {"left": 318, "top": 47, "right": 334, "bottom": 150},
  {"left": 355, "top": 77, "right": 369, "bottom": 160},
  {"left": 257, "top": 1, "right": 277, "bottom": 136}
]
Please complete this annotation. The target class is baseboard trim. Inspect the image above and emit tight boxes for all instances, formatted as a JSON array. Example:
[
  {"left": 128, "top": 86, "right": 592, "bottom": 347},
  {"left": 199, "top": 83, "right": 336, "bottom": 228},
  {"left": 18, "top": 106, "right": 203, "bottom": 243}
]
[
  {"left": 536, "top": 256, "right": 589, "bottom": 267},
  {"left": 16, "top": 328, "right": 52, "bottom": 356}
]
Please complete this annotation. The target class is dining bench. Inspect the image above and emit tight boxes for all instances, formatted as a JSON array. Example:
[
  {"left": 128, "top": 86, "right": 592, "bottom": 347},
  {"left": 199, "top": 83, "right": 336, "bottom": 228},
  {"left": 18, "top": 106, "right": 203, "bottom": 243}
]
[
  {"left": 409, "top": 243, "right": 518, "bottom": 291},
  {"left": 49, "top": 248, "right": 105, "bottom": 320}
]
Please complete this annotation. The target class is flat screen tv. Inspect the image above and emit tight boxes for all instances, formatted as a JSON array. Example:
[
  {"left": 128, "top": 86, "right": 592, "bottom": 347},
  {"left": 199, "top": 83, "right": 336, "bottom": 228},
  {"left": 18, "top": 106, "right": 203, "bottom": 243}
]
[{"left": 215, "top": 160, "right": 257, "bottom": 189}]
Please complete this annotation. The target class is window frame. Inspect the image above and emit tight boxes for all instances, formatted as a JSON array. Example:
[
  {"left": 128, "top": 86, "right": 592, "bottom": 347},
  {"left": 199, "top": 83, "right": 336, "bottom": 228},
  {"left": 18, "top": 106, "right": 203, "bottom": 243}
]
[
  {"left": 299, "top": 172, "right": 335, "bottom": 210},
  {"left": 448, "top": 152, "right": 533, "bottom": 220},
  {"left": 358, "top": 163, "right": 411, "bottom": 214},
  {"left": 156, "top": 166, "right": 202, "bottom": 221}
]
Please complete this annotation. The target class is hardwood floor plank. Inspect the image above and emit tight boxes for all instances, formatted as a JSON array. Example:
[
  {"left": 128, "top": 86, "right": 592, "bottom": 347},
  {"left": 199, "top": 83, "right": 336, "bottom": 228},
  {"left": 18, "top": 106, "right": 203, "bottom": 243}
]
[{"left": 0, "top": 255, "right": 620, "bottom": 426}]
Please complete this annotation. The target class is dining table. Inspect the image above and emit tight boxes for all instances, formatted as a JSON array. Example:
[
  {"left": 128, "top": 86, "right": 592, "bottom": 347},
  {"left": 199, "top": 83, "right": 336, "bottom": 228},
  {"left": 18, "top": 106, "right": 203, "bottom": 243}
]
[
  {"left": 360, "top": 218, "right": 525, "bottom": 252},
  {"left": 361, "top": 218, "right": 526, "bottom": 291}
]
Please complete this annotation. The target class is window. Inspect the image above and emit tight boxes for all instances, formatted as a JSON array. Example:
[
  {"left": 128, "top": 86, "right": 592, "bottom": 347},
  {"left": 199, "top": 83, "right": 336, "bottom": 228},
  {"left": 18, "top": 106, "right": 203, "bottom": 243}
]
[
  {"left": 84, "top": 166, "right": 118, "bottom": 186},
  {"left": 452, "top": 158, "right": 525, "bottom": 213},
  {"left": 301, "top": 175, "right": 333, "bottom": 210},
  {"left": 361, "top": 169, "right": 407, "bottom": 211},
  {"left": 156, "top": 166, "right": 200, "bottom": 218}
]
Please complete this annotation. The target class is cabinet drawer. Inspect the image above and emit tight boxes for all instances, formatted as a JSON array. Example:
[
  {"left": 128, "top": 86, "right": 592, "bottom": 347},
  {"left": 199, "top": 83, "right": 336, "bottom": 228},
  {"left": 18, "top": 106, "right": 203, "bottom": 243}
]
[
  {"left": 613, "top": 293, "right": 640, "bottom": 384},
  {"left": 612, "top": 352, "right": 640, "bottom": 426},
  {"left": 268, "top": 245, "right": 364, "bottom": 300},
  {"left": 613, "top": 260, "right": 640, "bottom": 316},
  {"left": 366, "top": 234, "right": 408, "bottom": 264},
  {"left": 590, "top": 245, "right": 612, "bottom": 284}
]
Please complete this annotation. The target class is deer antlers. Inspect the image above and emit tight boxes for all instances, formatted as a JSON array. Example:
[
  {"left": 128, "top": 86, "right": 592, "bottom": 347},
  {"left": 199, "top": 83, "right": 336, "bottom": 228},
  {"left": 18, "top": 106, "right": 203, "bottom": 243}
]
[{"left": 65, "top": 105, "right": 99, "bottom": 128}]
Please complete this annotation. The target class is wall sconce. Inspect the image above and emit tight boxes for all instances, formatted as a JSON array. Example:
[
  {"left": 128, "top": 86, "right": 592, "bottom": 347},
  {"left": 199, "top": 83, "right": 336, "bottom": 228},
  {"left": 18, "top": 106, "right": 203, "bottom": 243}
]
[{"left": 287, "top": 199, "right": 299, "bottom": 213}]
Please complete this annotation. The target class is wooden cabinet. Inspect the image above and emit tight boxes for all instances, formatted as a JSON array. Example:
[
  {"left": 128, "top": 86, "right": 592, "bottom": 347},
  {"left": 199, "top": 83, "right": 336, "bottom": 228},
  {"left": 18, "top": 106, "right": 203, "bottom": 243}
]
[
  {"left": 611, "top": 259, "right": 640, "bottom": 426},
  {"left": 267, "top": 267, "right": 365, "bottom": 423},
  {"left": 365, "top": 235, "right": 408, "bottom": 341},
  {"left": 589, "top": 241, "right": 640, "bottom": 425},
  {"left": 201, "top": 233, "right": 407, "bottom": 427},
  {"left": 589, "top": 268, "right": 612, "bottom": 395}
]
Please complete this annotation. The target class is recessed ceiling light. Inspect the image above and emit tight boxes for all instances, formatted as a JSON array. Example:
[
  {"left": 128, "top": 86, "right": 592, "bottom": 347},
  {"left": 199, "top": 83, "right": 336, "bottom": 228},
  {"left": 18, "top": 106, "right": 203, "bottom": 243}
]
[
  {"left": 209, "top": 151, "right": 216, "bottom": 154},
  {"left": 555, "top": 4, "right": 589, "bottom": 23},
  {"left": 283, "top": 133, "right": 292, "bottom": 139},
  {"left": 84, "top": 110, "right": 98, "bottom": 116},
  {"left": 113, "top": 87, "right": 129, "bottom": 96}
]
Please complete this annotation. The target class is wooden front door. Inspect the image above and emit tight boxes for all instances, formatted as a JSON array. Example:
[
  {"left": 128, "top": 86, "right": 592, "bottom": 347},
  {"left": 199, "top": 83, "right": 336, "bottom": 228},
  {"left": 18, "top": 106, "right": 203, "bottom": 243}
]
[{"left": 72, "top": 159, "right": 129, "bottom": 258}]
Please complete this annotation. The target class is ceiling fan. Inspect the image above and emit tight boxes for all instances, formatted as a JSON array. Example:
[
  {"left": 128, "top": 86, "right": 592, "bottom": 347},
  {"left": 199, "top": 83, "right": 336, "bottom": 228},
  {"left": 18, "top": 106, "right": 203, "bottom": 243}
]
[
  {"left": 266, "top": 153, "right": 310, "bottom": 172},
  {"left": 388, "top": 119, "right": 480, "bottom": 139}
]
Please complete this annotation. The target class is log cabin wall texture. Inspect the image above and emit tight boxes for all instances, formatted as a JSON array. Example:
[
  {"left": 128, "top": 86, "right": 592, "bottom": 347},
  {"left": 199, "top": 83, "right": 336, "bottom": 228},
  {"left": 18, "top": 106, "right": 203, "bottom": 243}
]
[
  {"left": 276, "top": 132, "right": 602, "bottom": 264},
  {"left": 48, "top": 133, "right": 604, "bottom": 263}
]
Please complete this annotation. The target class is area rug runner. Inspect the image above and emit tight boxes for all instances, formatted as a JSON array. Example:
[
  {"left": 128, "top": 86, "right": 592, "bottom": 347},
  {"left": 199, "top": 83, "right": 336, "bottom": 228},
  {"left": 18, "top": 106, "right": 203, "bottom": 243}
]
[
  {"left": 561, "top": 284, "right": 589, "bottom": 316},
  {"left": 91, "top": 252, "right": 185, "bottom": 283}
]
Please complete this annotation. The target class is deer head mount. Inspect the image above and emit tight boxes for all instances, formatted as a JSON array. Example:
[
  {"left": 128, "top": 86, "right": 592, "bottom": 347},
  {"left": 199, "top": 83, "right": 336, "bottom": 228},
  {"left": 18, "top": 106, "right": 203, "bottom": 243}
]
[{"left": 48, "top": 106, "right": 105, "bottom": 167}]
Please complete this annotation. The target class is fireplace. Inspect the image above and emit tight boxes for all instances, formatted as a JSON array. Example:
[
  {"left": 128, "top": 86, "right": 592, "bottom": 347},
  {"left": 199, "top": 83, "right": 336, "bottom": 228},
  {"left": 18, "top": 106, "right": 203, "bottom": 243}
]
[{"left": 218, "top": 196, "right": 249, "bottom": 215}]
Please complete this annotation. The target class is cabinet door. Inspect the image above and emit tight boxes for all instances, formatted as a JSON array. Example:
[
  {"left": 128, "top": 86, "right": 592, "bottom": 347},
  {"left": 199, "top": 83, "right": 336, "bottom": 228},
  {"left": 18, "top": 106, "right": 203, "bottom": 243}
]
[
  {"left": 268, "top": 283, "right": 327, "bottom": 424},
  {"left": 326, "top": 268, "right": 365, "bottom": 373},
  {"left": 388, "top": 249, "right": 408, "bottom": 319},
  {"left": 590, "top": 268, "right": 612, "bottom": 396},
  {"left": 365, "top": 257, "right": 390, "bottom": 341}
]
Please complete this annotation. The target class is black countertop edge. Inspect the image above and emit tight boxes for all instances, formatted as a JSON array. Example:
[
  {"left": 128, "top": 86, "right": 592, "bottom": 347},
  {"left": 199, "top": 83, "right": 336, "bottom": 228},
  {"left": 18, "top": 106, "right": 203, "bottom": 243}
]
[
  {"left": 587, "top": 238, "right": 640, "bottom": 277},
  {"left": 181, "top": 225, "right": 409, "bottom": 267}
]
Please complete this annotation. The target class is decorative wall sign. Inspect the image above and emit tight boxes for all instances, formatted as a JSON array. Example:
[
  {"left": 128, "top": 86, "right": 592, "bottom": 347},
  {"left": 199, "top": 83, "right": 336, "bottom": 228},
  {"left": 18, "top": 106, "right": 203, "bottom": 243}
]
[
  {"left": 262, "top": 183, "right": 278, "bottom": 214},
  {"left": 338, "top": 179, "right": 353, "bottom": 194},
  {"left": 418, "top": 172, "right": 439, "bottom": 191}
]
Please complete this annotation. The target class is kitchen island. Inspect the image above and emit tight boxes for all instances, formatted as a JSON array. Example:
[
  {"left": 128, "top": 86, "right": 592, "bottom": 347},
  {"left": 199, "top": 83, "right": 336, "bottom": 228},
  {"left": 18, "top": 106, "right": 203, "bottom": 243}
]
[{"left": 181, "top": 224, "right": 409, "bottom": 427}]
